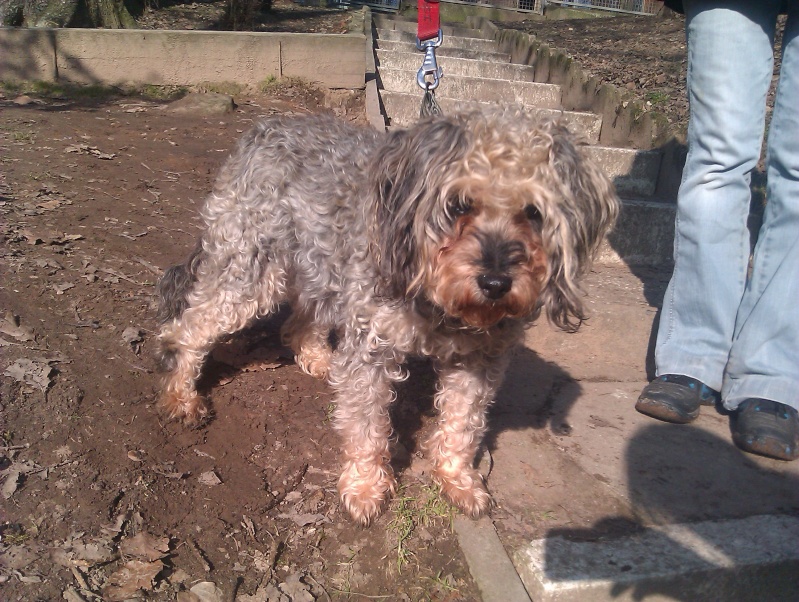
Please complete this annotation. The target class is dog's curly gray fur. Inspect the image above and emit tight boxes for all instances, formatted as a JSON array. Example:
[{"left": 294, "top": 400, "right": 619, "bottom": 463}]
[{"left": 156, "top": 108, "right": 618, "bottom": 525}]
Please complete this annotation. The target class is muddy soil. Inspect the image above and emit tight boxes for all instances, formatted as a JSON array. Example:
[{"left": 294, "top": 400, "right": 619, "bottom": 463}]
[
  {"left": 135, "top": 0, "right": 353, "bottom": 34},
  {"left": 0, "top": 85, "right": 481, "bottom": 601}
]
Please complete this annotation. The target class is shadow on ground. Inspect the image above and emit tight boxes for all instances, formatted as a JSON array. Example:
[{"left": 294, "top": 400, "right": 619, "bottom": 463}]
[{"left": 541, "top": 423, "right": 799, "bottom": 600}]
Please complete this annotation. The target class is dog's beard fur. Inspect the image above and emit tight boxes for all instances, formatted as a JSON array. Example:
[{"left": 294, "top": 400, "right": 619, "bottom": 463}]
[{"left": 155, "top": 108, "right": 619, "bottom": 525}]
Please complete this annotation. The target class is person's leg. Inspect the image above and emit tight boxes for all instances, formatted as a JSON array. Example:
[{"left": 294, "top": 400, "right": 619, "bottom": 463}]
[
  {"left": 723, "top": 5, "right": 799, "bottom": 461},
  {"left": 654, "top": 0, "right": 781, "bottom": 386},
  {"left": 638, "top": 0, "right": 781, "bottom": 423},
  {"left": 723, "top": 4, "right": 799, "bottom": 412}
]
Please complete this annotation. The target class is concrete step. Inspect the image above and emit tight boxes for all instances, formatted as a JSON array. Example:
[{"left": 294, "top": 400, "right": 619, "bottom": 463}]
[
  {"left": 375, "top": 39, "right": 512, "bottom": 63},
  {"left": 372, "top": 13, "right": 414, "bottom": 30},
  {"left": 601, "top": 198, "right": 676, "bottom": 266},
  {"left": 378, "top": 90, "right": 656, "bottom": 199},
  {"left": 376, "top": 49, "right": 535, "bottom": 81},
  {"left": 586, "top": 146, "right": 661, "bottom": 198},
  {"left": 376, "top": 28, "right": 499, "bottom": 53},
  {"left": 513, "top": 515, "right": 799, "bottom": 601},
  {"left": 380, "top": 91, "right": 602, "bottom": 143},
  {"left": 378, "top": 67, "right": 562, "bottom": 109}
]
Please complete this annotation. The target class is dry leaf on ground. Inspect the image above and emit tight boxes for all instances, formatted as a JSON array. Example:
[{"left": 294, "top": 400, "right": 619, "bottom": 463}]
[
  {"left": 3, "top": 358, "right": 53, "bottom": 392},
  {"left": 119, "top": 532, "right": 170, "bottom": 562},
  {"left": 102, "top": 559, "right": 164, "bottom": 601}
]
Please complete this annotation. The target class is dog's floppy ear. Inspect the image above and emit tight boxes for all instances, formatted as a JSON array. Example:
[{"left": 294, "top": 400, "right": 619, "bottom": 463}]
[
  {"left": 370, "top": 116, "right": 468, "bottom": 300},
  {"left": 538, "top": 121, "right": 619, "bottom": 331}
]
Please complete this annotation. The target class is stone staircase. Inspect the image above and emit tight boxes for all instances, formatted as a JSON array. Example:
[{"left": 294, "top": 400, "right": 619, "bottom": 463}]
[{"left": 371, "top": 14, "right": 676, "bottom": 266}]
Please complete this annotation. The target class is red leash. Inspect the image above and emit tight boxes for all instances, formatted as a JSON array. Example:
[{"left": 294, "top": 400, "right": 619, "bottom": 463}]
[
  {"left": 417, "top": 0, "right": 441, "bottom": 43},
  {"left": 416, "top": 0, "right": 443, "bottom": 116}
]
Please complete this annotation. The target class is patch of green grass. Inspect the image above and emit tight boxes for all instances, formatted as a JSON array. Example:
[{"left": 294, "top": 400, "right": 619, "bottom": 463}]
[
  {"left": 28, "top": 170, "right": 55, "bottom": 181},
  {"left": 417, "top": 484, "right": 454, "bottom": 527},
  {"left": 387, "top": 484, "right": 454, "bottom": 574},
  {"left": 137, "top": 84, "right": 188, "bottom": 101},
  {"left": 258, "top": 74, "right": 280, "bottom": 92},
  {"left": 11, "top": 131, "right": 35, "bottom": 143},
  {"left": 539, "top": 509, "right": 557, "bottom": 521},
  {"left": 324, "top": 401, "right": 336, "bottom": 424},
  {"left": 645, "top": 90, "right": 671, "bottom": 105},
  {"left": 197, "top": 81, "right": 245, "bottom": 96},
  {"left": 1, "top": 80, "right": 119, "bottom": 100},
  {"left": 1, "top": 80, "right": 192, "bottom": 103},
  {"left": 258, "top": 75, "right": 318, "bottom": 96},
  {"left": 388, "top": 490, "right": 417, "bottom": 573},
  {"left": 1, "top": 529, "right": 29, "bottom": 546},
  {"left": 423, "top": 570, "right": 460, "bottom": 598}
]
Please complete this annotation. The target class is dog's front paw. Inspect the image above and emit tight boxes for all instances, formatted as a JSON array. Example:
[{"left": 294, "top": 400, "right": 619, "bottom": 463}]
[
  {"left": 158, "top": 390, "right": 209, "bottom": 427},
  {"left": 338, "top": 461, "right": 396, "bottom": 526},
  {"left": 436, "top": 470, "right": 493, "bottom": 518}
]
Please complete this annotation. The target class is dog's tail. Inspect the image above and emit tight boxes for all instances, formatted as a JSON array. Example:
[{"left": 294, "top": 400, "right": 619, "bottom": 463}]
[{"left": 156, "top": 240, "right": 204, "bottom": 325}]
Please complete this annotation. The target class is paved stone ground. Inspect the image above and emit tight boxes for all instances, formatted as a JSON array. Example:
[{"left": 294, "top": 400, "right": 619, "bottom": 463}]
[{"left": 461, "top": 261, "right": 799, "bottom": 601}]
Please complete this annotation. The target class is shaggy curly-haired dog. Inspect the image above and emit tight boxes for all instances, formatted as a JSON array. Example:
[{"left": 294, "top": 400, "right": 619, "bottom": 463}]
[{"left": 156, "top": 108, "right": 619, "bottom": 525}]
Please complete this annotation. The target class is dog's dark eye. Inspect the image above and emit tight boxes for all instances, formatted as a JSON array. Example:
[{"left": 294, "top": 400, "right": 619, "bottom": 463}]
[
  {"left": 448, "top": 197, "right": 473, "bottom": 219},
  {"left": 525, "top": 204, "right": 542, "bottom": 223}
]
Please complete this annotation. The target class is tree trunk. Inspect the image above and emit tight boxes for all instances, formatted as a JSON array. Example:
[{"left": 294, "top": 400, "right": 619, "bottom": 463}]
[
  {"left": 84, "top": 0, "right": 137, "bottom": 28},
  {"left": 0, "top": 0, "right": 137, "bottom": 28}
]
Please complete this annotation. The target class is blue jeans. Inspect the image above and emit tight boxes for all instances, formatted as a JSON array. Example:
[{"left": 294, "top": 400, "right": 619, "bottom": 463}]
[{"left": 655, "top": 0, "right": 799, "bottom": 412}]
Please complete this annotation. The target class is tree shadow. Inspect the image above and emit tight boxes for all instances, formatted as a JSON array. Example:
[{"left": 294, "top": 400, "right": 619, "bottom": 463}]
[{"left": 1, "top": 28, "right": 133, "bottom": 96}]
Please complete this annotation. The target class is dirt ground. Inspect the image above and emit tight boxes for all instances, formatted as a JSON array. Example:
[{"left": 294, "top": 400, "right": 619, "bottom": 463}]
[
  {"left": 0, "top": 83, "right": 484, "bottom": 601},
  {"left": 135, "top": 0, "right": 353, "bottom": 34}
]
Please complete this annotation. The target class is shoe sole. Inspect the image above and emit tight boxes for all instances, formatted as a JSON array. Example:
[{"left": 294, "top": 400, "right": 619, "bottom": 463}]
[
  {"left": 730, "top": 399, "right": 799, "bottom": 461},
  {"left": 732, "top": 433, "right": 799, "bottom": 461},
  {"left": 635, "top": 397, "right": 699, "bottom": 424}
]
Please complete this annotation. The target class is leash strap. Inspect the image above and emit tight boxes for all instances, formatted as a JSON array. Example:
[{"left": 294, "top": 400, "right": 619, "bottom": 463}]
[
  {"left": 417, "top": 0, "right": 440, "bottom": 43},
  {"left": 416, "top": 0, "right": 443, "bottom": 110}
]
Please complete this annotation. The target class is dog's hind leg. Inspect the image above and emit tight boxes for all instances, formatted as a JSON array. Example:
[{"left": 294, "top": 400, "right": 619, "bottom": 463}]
[
  {"left": 157, "top": 236, "right": 287, "bottom": 425},
  {"left": 281, "top": 310, "right": 333, "bottom": 380}
]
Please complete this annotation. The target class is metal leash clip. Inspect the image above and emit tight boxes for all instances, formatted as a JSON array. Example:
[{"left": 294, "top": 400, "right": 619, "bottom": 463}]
[{"left": 416, "top": 29, "right": 443, "bottom": 91}]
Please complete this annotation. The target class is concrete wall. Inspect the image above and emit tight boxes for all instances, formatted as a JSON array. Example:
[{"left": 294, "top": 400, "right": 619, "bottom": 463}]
[{"left": 0, "top": 23, "right": 367, "bottom": 89}]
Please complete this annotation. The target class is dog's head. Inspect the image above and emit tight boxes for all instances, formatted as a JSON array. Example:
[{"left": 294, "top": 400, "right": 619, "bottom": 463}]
[{"left": 371, "top": 108, "right": 619, "bottom": 332}]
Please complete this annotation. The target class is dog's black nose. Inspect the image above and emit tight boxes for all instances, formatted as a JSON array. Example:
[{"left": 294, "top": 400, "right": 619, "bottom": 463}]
[{"left": 477, "top": 274, "right": 512, "bottom": 300}]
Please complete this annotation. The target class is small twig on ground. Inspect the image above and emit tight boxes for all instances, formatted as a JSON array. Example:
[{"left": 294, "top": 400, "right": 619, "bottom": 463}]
[
  {"left": 85, "top": 186, "right": 120, "bottom": 201},
  {"left": 188, "top": 538, "right": 213, "bottom": 573},
  {"left": 98, "top": 267, "right": 149, "bottom": 286}
]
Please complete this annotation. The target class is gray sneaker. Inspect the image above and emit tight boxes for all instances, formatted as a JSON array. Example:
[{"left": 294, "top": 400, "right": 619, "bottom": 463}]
[
  {"left": 635, "top": 374, "right": 720, "bottom": 424},
  {"left": 730, "top": 399, "right": 799, "bottom": 461}
]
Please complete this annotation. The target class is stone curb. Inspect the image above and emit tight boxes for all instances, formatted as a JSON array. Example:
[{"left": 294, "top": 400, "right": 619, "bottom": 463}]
[
  {"left": 453, "top": 517, "right": 532, "bottom": 602},
  {"left": 363, "top": 8, "right": 387, "bottom": 131},
  {"left": 513, "top": 515, "right": 799, "bottom": 602}
]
